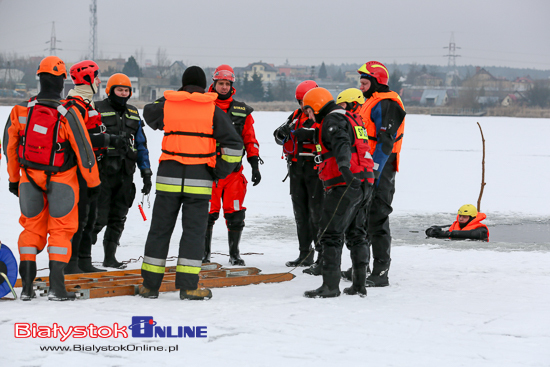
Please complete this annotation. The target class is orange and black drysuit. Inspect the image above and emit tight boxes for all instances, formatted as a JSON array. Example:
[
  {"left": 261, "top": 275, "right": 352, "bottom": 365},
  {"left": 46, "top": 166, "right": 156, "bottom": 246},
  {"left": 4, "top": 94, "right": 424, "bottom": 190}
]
[
  {"left": 313, "top": 101, "right": 374, "bottom": 285},
  {"left": 5, "top": 97, "right": 100, "bottom": 264},
  {"left": 359, "top": 85, "right": 406, "bottom": 277},
  {"left": 426, "top": 213, "right": 489, "bottom": 241},
  {"left": 273, "top": 108, "right": 324, "bottom": 261},
  {"left": 141, "top": 85, "right": 243, "bottom": 291}
]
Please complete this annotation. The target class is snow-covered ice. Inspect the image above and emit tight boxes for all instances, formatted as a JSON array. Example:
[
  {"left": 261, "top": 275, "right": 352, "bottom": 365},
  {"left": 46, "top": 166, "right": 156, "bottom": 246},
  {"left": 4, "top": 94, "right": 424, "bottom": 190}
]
[{"left": 1, "top": 106, "right": 549, "bottom": 366}]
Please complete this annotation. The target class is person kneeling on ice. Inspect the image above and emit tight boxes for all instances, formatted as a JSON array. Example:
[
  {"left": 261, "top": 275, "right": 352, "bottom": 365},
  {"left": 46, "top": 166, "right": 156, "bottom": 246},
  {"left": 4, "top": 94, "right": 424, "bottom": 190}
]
[{"left": 425, "top": 204, "right": 489, "bottom": 242}]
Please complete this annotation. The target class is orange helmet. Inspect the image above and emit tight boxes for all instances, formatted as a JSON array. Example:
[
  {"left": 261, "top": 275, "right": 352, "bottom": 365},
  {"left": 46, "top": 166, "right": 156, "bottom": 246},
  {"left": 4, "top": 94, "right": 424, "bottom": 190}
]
[
  {"left": 213, "top": 64, "right": 235, "bottom": 82},
  {"left": 37, "top": 56, "right": 67, "bottom": 78},
  {"left": 295, "top": 80, "right": 318, "bottom": 101},
  {"left": 303, "top": 87, "right": 334, "bottom": 114},
  {"left": 357, "top": 61, "right": 389, "bottom": 86},
  {"left": 106, "top": 73, "right": 132, "bottom": 97}
]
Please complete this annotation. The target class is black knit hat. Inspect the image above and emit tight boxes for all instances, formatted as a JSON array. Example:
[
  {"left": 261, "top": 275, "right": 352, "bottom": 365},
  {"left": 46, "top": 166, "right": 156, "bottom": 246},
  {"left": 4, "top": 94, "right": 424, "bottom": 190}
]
[{"left": 181, "top": 66, "right": 207, "bottom": 89}]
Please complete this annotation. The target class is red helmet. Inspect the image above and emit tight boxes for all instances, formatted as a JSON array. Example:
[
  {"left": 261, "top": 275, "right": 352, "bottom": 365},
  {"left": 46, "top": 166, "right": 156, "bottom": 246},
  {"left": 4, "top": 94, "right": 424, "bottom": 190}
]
[
  {"left": 70, "top": 60, "right": 99, "bottom": 85},
  {"left": 213, "top": 64, "right": 235, "bottom": 82},
  {"left": 295, "top": 80, "right": 318, "bottom": 101},
  {"left": 37, "top": 56, "right": 67, "bottom": 78},
  {"left": 357, "top": 61, "right": 389, "bottom": 86}
]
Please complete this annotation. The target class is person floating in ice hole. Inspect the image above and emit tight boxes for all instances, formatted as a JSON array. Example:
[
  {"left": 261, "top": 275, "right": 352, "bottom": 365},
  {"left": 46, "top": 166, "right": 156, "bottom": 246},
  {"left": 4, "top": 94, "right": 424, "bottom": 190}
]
[{"left": 425, "top": 204, "right": 489, "bottom": 242}]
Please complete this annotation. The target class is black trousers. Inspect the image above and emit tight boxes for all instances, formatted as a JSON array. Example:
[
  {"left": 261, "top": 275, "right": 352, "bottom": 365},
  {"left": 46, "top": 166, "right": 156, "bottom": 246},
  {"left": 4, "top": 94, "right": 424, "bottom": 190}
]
[
  {"left": 289, "top": 160, "right": 324, "bottom": 252},
  {"left": 367, "top": 154, "right": 397, "bottom": 265},
  {"left": 142, "top": 193, "right": 209, "bottom": 291},
  {"left": 319, "top": 182, "right": 372, "bottom": 272},
  {"left": 70, "top": 171, "right": 98, "bottom": 261},
  {"left": 92, "top": 170, "right": 136, "bottom": 245}
]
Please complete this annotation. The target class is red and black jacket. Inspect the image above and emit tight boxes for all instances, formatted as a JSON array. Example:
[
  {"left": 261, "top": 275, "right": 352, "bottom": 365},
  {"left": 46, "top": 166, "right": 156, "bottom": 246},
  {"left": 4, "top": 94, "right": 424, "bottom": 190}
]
[{"left": 314, "top": 102, "right": 374, "bottom": 189}]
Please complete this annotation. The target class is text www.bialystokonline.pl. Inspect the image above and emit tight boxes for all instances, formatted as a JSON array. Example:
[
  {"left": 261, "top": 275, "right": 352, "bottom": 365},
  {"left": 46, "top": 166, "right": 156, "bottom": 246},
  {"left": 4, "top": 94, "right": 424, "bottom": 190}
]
[{"left": 39, "top": 344, "right": 179, "bottom": 353}]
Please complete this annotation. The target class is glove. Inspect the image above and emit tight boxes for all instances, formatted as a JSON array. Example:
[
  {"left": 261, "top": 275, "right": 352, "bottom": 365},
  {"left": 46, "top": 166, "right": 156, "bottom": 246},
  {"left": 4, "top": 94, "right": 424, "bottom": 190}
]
[
  {"left": 109, "top": 134, "right": 127, "bottom": 150},
  {"left": 339, "top": 166, "right": 360, "bottom": 188},
  {"left": 141, "top": 168, "right": 153, "bottom": 195},
  {"left": 277, "top": 123, "right": 291, "bottom": 140},
  {"left": 425, "top": 227, "right": 442, "bottom": 237},
  {"left": 292, "top": 128, "right": 315, "bottom": 142},
  {"left": 9, "top": 181, "right": 19, "bottom": 197},
  {"left": 87, "top": 185, "right": 101, "bottom": 201},
  {"left": 248, "top": 156, "right": 261, "bottom": 186}
]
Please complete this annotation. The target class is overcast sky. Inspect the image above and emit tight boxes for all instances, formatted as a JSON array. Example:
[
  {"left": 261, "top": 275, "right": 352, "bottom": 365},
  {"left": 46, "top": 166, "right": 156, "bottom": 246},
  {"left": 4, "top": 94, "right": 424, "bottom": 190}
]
[{"left": 1, "top": 0, "right": 549, "bottom": 70}]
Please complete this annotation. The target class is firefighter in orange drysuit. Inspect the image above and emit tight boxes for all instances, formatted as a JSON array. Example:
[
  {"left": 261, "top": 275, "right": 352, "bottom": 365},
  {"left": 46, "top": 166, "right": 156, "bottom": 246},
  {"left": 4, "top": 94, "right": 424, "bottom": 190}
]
[
  {"left": 4, "top": 56, "right": 100, "bottom": 301},
  {"left": 203, "top": 64, "right": 261, "bottom": 266}
]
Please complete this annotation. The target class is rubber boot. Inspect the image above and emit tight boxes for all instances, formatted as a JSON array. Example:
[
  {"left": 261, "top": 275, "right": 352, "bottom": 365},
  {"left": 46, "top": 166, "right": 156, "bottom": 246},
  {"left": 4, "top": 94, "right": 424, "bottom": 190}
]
[
  {"left": 19, "top": 261, "right": 37, "bottom": 301},
  {"left": 285, "top": 250, "right": 314, "bottom": 267},
  {"left": 180, "top": 288, "right": 212, "bottom": 300},
  {"left": 202, "top": 225, "right": 213, "bottom": 264},
  {"left": 138, "top": 285, "right": 159, "bottom": 299},
  {"left": 343, "top": 266, "right": 367, "bottom": 297},
  {"left": 47, "top": 261, "right": 76, "bottom": 301},
  {"left": 228, "top": 230, "right": 245, "bottom": 266},
  {"left": 102, "top": 241, "right": 127, "bottom": 269},
  {"left": 303, "top": 252, "right": 322, "bottom": 276},
  {"left": 365, "top": 260, "right": 390, "bottom": 287},
  {"left": 64, "top": 258, "right": 83, "bottom": 275},
  {"left": 304, "top": 270, "right": 341, "bottom": 298},
  {"left": 341, "top": 267, "right": 352, "bottom": 281},
  {"left": 78, "top": 257, "right": 105, "bottom": 273}
]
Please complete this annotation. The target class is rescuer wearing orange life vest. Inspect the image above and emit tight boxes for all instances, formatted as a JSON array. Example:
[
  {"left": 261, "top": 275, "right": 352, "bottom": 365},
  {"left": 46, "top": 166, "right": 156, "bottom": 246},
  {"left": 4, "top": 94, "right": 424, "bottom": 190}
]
[
  {"left": 426, "top": 204, "right": 489, "bottom": 241},
  {"left": 357, "top": 61, "right": 406, "bottom": 288},
  {"left": 301, "top": 88, "right": 374, "bottom": 298},
  {"left": 139, "top": 66, "right": 243, "bottom": 300},
  {"left": 5, "top": 56, "right": 100, "bottom": 301},
  {"left": 65, "top": 60, "right": 125, "bottom": 274},
  {"left": 273, "top": 80, "right": 324, "bottom": 269},
  {"left": 203, "top": 64, "right": 261, "bottom": 266}
]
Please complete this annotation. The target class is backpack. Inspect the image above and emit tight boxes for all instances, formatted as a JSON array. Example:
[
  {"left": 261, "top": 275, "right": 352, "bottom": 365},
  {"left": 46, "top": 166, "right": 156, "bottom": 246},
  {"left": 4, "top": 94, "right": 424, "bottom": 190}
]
[{"left": 18, "top": 99, "right": 76, "bottom": 173}]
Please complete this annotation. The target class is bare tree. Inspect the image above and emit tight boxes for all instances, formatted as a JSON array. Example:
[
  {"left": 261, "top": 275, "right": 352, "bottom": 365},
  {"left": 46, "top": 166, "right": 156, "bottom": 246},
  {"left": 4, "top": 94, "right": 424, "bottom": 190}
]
[{"left": 156, "top": 47, "right": 171, "bottom": 78}]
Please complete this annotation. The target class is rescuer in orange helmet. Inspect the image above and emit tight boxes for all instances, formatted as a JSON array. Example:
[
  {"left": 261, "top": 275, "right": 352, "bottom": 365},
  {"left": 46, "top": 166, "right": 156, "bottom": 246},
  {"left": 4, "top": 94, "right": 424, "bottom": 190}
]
[{"left": 5, "top": 56, "right": 100, "bottom": 301}]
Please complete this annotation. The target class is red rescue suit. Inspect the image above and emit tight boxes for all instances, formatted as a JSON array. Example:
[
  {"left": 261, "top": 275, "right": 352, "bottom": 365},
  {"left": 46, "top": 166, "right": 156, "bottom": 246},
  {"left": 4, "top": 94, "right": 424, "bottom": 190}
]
[
  {"left": 207, "top": 86, "right": 259, "bottom": 216},
  {"left": 282, "top": 109, "right": 318, "bottom": 162},
  {"left": 315, "top": 110, "right": 374, "bottom": 189}
]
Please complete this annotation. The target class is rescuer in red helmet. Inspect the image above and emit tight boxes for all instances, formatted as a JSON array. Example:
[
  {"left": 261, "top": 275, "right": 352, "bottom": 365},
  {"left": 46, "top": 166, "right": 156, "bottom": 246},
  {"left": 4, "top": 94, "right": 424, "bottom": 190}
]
[
  {"left": 65, "top": 61, "right": 130, "bottom": 274},
  {"left": 273, "top": 80, "right": 324, "bottom": 270},
  {"left": 202, "top": 64, "right": 262, "bottom": 266},
  {"left": 345, "top": 61, "right": 406, "bottom": 288}
]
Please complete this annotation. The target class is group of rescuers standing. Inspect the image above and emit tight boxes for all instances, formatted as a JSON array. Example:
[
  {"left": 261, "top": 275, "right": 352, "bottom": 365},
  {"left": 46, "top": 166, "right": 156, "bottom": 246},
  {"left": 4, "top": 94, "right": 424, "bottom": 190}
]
[{"left": 1, "top": 56, "right": 488, "bottom": 302}]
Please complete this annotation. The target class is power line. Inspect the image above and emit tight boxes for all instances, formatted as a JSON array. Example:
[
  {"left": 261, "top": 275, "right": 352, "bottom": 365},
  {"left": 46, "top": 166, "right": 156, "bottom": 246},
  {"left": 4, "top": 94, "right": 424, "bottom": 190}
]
[
  {"left": 89, "top": 0, "right": 97, "bottom": 60},
  {"left": 44, "top": 21, "right": 61, "bottom": 55}
]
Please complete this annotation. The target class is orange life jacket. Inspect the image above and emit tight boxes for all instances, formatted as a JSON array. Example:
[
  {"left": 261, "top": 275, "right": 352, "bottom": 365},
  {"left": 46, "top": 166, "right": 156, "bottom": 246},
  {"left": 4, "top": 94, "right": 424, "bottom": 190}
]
[
  {"left": 449, "top": 213, "right": 490, "bottom": 241},
  {"left": 315, "top": 109, "right": 374, "bottom": 188},
  {"left": 160, "top": 90, "right": 217, "bottom": 168},
  {"left": 360, "top": 91, "right": 405, "bottom": 171}
]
